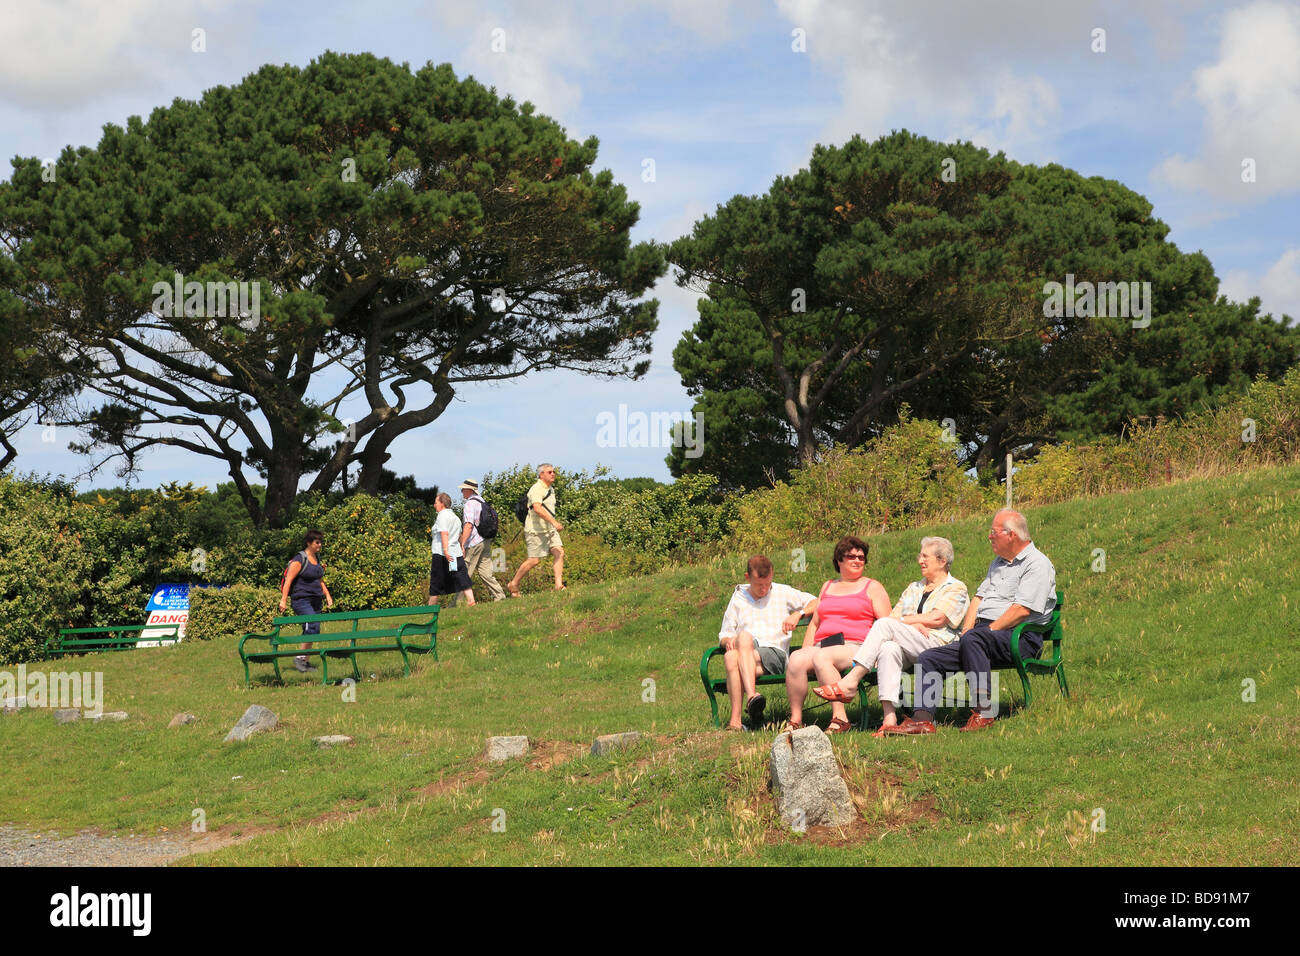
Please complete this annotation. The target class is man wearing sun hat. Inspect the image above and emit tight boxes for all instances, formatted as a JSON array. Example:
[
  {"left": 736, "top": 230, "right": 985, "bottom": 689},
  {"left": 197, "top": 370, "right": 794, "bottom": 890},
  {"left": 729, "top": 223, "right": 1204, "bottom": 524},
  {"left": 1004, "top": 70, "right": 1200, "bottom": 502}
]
[{"left": 448, "top": 478, "right": 506, "bottom": 604}]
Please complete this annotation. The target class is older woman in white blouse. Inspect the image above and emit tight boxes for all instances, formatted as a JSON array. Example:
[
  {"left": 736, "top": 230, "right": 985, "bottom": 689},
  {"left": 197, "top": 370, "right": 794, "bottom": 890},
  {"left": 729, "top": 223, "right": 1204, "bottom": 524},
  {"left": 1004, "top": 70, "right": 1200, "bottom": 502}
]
[{"left": 814, "top": 536, "right": 969, "bottom": 736}]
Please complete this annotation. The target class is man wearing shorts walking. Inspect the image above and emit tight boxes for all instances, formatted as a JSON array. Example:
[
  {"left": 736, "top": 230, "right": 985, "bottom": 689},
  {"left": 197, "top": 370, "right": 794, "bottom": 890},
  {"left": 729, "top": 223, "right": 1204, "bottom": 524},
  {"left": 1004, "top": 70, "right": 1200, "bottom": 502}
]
[{"left": 507, "top": 463, "right": 565, "bottom": 595}]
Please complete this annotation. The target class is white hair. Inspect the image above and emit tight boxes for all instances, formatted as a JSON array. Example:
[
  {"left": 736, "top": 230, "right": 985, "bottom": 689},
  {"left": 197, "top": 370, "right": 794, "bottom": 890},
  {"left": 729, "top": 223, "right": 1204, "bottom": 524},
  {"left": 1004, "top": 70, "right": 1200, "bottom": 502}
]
[
  {"left": 995, "top": 509, "right": 1030, "bottom": 541},
  {"left": 920, "top": 536, "right": 954, "bottom": 568}
]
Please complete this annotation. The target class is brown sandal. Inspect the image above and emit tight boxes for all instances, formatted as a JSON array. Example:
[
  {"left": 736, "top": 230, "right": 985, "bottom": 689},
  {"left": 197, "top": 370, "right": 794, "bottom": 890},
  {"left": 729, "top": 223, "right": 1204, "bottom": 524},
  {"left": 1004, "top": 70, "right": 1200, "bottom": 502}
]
[{"left": 827, "top": 716, "right": 852, "bottom": 734}]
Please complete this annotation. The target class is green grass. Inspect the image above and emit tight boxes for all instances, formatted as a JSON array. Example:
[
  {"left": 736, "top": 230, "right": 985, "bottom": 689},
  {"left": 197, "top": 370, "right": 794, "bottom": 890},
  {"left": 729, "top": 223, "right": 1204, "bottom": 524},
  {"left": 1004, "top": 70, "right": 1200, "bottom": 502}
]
[{"left": 2, "top": 463, "right": 1298, "bottom": 865}]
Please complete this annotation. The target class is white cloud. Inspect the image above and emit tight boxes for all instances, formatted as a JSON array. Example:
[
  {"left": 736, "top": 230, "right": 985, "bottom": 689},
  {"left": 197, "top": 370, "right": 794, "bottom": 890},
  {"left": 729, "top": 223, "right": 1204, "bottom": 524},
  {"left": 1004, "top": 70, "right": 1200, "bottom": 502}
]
[
  {"left": 770, "top": 0, "right": 1084, "bottom": 161},
  {"left": 427, "top": 0, "right": 755, "bottom": 134},
  {"left": 1154, "top": 1, "right": 1300, "bottom": 200},
  {"left": 1222, "top": 247, "right": 1300, "bottom": 321},
  {"left": 649, "top": 0, "right": 748, "bottom": 42},
  {"left": 0, "top": 0, "right": 259, "bottom": 109},
  {"left": 949, "top": 72, "right": 1062, "bottom": 161},
  {"left": 442, "top": 5, "right": 590, "bottom": 127}
]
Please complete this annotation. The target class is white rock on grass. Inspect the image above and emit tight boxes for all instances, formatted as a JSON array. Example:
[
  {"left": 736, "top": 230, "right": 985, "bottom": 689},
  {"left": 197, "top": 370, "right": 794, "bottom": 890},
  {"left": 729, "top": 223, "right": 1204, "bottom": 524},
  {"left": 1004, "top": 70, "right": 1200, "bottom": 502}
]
[
  {"left": 591, "top": 732, "right": 643, "bottom": 756},
  {"left": 53, "top": 709, "right": 81, "bottom": 725},
  {"left": 223, "top": 704, "right": 279, "bottom": 742},
  {"left": 769, "top": 726, "right": 855, "bottom": 828},
  {"left": 87, "top": 711, "right": 129, "bottom": 721},
  {"left": 168, "top": 713, "right": 198, "bottom": 728},
  {"left": 313, "top": 735, "right": 353, "bottom": 748},
  {"left": 485, "top": 736, "right": 530, "bottom": 762}
]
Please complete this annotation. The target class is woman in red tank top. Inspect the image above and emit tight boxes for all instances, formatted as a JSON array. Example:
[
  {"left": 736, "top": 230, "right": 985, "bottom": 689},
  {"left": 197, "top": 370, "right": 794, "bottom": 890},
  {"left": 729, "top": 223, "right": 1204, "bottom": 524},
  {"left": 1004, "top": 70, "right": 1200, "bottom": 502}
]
[{"left": 786, "top": 536, "right": 891, "bottom": 732}]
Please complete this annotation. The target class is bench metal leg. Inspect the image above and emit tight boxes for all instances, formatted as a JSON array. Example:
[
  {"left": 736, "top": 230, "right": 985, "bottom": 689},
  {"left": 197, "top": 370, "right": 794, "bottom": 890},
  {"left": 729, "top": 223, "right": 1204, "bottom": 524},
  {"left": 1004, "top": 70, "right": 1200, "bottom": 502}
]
[
  {"left": 1056, "top": 663, "right": 1070, "bottom": 697},
  {"left": 1012, "top": 661, "right": 1033, "bottom": 708}
]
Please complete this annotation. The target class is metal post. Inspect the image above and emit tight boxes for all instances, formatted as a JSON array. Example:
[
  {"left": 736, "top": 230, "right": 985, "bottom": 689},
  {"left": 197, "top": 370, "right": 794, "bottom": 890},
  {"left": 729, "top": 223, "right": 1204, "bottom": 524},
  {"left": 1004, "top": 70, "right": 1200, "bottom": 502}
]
[{"left": 1005, "top": 452, "right": 1013, "bottom": 508}]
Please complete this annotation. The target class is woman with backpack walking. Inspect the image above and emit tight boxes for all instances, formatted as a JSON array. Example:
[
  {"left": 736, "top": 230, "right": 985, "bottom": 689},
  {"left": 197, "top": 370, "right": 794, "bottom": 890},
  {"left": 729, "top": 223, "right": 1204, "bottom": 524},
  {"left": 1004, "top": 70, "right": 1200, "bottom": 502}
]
[{"left": 279, "top": 529, "right": 334, "bottom": 672}]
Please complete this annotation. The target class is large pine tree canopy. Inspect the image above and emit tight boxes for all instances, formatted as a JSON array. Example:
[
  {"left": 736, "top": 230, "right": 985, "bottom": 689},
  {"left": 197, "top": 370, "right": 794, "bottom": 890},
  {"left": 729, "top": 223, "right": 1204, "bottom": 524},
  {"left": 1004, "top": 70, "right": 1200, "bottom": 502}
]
[
  {"left": 667, "top": 131, "right": 1299, "bottom": 488},
  {"left": 0, "top": 52, "right": 664, "bottom": 526}
]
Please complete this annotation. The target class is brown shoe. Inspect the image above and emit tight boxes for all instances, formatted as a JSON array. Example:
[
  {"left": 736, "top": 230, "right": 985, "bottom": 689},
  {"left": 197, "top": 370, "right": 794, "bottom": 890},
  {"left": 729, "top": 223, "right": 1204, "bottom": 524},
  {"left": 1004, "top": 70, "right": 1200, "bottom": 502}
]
[
  {"left": 827, "top": 716, "right": 852, "bottom": 734},
  {"left": 960, "top": 713, "right": 997, "bottom": 732},
  {"left": 882, "top": 717, "right": 936, "bottom": 735}
]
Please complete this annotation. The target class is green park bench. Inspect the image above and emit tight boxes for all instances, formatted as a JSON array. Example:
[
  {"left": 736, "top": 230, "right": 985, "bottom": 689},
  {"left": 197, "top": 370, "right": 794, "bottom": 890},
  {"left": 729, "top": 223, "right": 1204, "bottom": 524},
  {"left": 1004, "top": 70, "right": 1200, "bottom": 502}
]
[
  {"left": 46, "top": 624, "right": 181, "bottom": 658},
  {"left": 238, "top": 605, "right": 439, "bottom": 687},
  {"left": 1000, "top": 590, "right": 1069, "bottom": 706},
  {"left": 700, "top": 615, "right": 877, "bottom": 731},
  {"left": 700, "top": 591, "right": 1067, "bottom": 729}
]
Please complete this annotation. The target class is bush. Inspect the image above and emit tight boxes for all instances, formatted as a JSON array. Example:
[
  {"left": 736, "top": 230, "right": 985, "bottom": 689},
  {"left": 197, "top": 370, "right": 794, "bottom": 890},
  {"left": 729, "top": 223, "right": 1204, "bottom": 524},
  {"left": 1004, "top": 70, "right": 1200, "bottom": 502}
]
[
  {"left": 489, "top": 530, "right": 667, "bottom": 595},
  {"left": 568, "top": 473, "right": 737, "bottom": 558},
  {"left": 1016, "top": 365, "right": 1300, "bottom": 505},
  {"left": 0, "top": 476, "right": 91, "bottom": 662},
  {"left": 728, "top": 411, "right": 994, "bottom": 553},
  {"left": 281, "top": 492, "right": 428, "bottom": 610},
  {"left": 481, "top": 465, "right": 736, "bottom": 560},
  {"left": 479, "top": 463, "right": 615, "bottom": 537},
  {"left": 186, "top": 584, "right": 280, "bottom": 641},
  {"left": 1236, "top": 365, "right": 1300, "bottom": 461},
  {"left": 0, "top": 475, "right": 196, "bottom": 662},
  {"left": 1014, "top": 437, "right": 1160, "bottom": 503}
]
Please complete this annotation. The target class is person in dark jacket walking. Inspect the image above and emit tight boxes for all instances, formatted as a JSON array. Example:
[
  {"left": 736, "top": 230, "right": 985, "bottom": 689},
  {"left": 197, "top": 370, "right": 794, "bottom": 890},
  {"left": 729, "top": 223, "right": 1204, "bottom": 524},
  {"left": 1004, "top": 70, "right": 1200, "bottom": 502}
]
[{"left": 279, "top": 529, "right": 334, "bottom": 672}]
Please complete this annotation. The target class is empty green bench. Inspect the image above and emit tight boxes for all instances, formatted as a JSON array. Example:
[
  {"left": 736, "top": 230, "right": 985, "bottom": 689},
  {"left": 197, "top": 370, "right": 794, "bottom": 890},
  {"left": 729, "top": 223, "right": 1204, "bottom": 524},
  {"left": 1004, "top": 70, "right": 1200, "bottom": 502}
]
[
  {"left": 239, "top": 606, "right": 439, "bottom": 687},
  {"left": 46, "top": 624, "right": 181, "bottom": 658}
]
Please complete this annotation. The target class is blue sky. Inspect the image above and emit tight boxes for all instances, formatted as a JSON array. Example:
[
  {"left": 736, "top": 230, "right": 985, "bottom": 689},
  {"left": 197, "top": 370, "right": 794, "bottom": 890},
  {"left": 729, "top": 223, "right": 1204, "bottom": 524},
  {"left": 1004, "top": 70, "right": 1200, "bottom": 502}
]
[{"left": 3, "top": 0, "right": 1297, "bottom": 496}]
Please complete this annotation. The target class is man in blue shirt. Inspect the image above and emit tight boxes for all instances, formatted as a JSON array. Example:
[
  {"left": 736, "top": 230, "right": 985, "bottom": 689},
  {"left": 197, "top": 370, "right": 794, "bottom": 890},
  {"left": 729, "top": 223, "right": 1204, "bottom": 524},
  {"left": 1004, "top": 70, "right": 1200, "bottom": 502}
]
[{"left": 884, "top": 509, "right": 1056, "bottom": 734}]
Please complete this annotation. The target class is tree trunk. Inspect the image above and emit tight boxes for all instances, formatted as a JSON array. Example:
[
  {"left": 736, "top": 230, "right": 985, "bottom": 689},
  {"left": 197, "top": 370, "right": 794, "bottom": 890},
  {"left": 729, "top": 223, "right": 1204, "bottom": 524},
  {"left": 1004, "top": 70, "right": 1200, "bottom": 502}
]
[{"left": 261, "top": 443, "right": 305, "bottom": 529}]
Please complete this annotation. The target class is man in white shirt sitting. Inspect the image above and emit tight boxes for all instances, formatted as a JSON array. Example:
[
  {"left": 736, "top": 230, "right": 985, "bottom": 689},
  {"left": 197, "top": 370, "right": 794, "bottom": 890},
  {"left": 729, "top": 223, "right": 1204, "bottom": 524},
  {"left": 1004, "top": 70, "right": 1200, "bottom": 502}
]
[{"left": 718, "top": 555, "right": 819, "bottom": 730}]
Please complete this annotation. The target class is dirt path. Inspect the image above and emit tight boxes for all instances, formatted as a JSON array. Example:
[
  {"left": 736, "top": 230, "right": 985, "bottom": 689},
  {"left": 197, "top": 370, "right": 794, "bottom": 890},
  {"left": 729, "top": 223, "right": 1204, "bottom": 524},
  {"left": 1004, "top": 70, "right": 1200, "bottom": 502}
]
[{"left": 0, "top": 825, "right": 243, "bottom": 866}]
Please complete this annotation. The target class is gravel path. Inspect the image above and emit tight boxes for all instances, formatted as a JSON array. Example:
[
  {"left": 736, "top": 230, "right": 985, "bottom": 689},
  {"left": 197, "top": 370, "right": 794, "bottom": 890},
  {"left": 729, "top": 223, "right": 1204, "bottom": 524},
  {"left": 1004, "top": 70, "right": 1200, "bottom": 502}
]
[{"left": 0, "top": 825, "right": 208, "bottom": 866}]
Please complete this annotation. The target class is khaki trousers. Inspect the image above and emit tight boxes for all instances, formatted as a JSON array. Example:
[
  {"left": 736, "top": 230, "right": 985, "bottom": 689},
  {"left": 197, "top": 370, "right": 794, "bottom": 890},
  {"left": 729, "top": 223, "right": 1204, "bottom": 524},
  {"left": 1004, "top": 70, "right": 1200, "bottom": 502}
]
[{"left": 447, "top": 540, "right": 506, "bottom": 604}]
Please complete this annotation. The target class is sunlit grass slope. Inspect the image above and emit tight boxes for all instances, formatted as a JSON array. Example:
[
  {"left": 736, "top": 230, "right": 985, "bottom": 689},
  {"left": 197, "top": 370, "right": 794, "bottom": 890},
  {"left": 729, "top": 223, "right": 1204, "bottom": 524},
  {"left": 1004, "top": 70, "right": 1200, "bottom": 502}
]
[{"left": 1, "top": 463, "right": 1296, "bottom": 865}]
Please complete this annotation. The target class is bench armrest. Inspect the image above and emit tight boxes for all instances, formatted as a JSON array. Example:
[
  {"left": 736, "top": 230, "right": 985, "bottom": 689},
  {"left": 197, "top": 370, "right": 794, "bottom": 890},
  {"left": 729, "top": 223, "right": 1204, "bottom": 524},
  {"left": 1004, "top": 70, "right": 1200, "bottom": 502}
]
[
  {"left": 1009, "top": 591, "right": 1064, "bottom": 664},
  {"left": 238, "top": 628, "right": 280, "bottom": 656},
  {"left": 397, "top": 618, "right": 438, "bottom": 650}
]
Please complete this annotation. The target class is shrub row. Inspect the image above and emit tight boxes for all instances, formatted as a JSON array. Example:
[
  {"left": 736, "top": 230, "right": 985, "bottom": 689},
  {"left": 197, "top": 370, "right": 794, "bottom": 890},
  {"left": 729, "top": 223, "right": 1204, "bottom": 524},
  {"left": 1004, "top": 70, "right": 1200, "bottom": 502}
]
[
  {"left": 4, "top": 366, "right": 1299, "bottom": 661},
  {"left": 186, "top": 585, "right": 281, "bottom": 642},
  {"left": 1016, "top": 366, "right": 1300, "bottom": 505},
  {"left": 726, "top": 410, "right": 995, "bottom": 554}
]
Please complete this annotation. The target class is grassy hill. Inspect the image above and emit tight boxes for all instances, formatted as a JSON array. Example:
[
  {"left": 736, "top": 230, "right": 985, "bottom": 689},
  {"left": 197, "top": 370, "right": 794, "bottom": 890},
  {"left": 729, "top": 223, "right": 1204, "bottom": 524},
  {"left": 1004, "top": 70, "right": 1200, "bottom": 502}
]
[{"left": 2, "top": 462, "right": 1297, "bottom": 865}]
